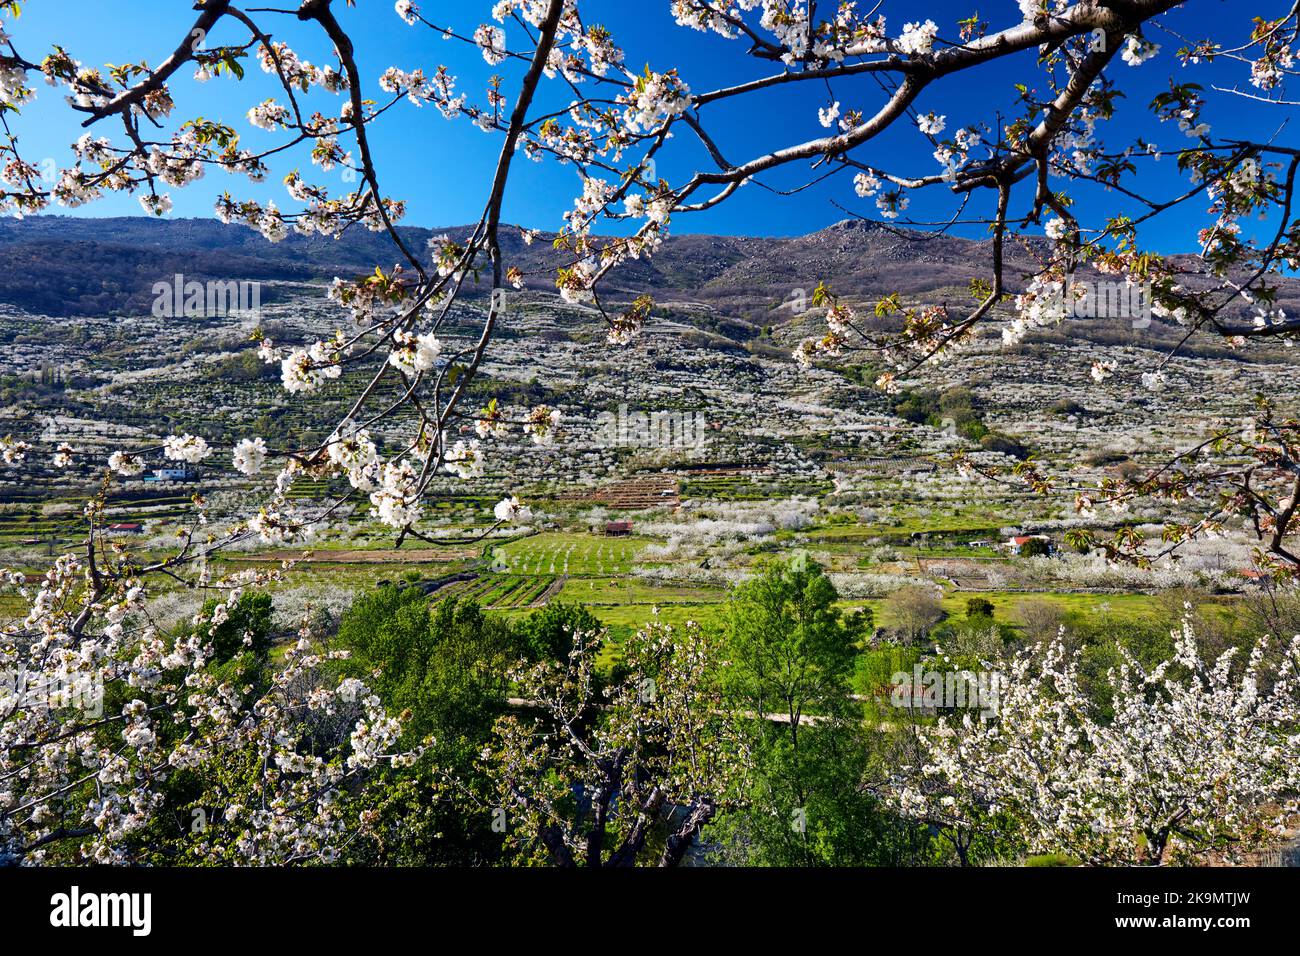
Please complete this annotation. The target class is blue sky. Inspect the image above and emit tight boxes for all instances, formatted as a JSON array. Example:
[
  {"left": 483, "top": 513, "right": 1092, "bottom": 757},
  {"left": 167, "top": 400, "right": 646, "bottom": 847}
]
[{"left": 2, "top": 0, "right": 1283, "bottom": 249}]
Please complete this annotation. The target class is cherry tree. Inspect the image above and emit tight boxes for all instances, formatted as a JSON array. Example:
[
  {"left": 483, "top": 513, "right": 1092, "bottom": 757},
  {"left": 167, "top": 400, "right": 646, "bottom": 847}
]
[
  {"left": 1, "top": 0, "right": 1299, "bottom": 862},
  {"left": 470, "top": 620, "right": 746, "bottom": 867},
  {"left": 891, "top": 616, "right": 1300, "bottom": 865}
]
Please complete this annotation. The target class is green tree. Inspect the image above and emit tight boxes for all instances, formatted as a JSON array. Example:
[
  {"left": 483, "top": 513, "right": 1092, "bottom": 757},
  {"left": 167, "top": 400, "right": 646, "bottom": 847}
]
[
  {"left": 514, "top": 601, "right": 602, "bottom": 662},
  {"left": 1018, "top": 537, "right": 1052, "bottom": 557},
  {"left": 719, "top": 557, "right": 864, "bottom": 729},
  {"left": 334, "top": 585, "right": 522, "bottom": 744},
  {"left": 712, "top": 558, "right": 921, "bottom": 866},
  {"left": 200, "top": 591, "right": 275, "bottom": 666},
  {"left": 332, "top": 585, "right": 531, "bottom": 865}
]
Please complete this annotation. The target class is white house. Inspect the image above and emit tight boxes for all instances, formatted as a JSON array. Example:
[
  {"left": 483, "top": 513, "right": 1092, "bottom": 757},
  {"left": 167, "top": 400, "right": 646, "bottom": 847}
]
[{"left": 1006, "top": 534, "right": 1052, "bottom": 555}]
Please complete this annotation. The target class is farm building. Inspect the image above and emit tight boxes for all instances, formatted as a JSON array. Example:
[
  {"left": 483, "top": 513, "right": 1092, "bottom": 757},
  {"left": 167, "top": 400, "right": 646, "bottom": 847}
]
[
  {"left": 144, "top": 467, "right": 198, "bottom": 483},
  {"left": 604, "top": 521, "right": 633, "bottom": 537},
  {"left": 1237, "top": 568, "right": 1273, "bottom": 588},
  {"left": 1006, "top": 534, "right": 1053, "bottom": 556},
  {"left": 108, "top": 522, "right": 144, "bottom": 534}
]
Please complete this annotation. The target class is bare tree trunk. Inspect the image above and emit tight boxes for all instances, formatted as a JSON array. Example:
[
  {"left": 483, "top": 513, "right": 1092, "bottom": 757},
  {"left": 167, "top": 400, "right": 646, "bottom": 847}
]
[{"left": 658, "top": 799, "right": 716, "bottom": 868}]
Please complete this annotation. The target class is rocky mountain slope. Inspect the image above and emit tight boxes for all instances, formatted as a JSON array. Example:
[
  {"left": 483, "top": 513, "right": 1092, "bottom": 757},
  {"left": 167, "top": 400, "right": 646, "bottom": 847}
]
[{"left": 5, "top": 215, "right": 1293, "bottom": 329}]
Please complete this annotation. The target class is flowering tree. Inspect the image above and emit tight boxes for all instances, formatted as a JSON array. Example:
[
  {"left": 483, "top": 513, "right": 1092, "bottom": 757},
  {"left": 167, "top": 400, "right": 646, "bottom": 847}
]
[
  {"left": 473, "top": 620, "right": 746, "bottom": 866},
  {"left": 892, "top": 617, "right": 1300, "bottom": 865},
  {"left": 1, "top": 582, "right": 417, "bottom": 863},
  {"left": 1, "top": 0, "right": 1299, "bottom": 862}
]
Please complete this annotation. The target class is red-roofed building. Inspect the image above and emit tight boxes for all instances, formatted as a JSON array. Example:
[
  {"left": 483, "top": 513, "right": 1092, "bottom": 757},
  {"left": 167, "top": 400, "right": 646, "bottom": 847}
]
[
  {"left": 1007, "top": 534, "right": 1052, "bottom": 555},
  {"left": 1237, "top": 568, "right": 1272, "bottom": 587}
]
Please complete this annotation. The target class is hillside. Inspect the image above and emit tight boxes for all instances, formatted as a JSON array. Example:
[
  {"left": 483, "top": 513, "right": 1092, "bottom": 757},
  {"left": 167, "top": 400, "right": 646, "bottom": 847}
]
[{"left": 5, "top": 216, "right": 1293, "bottom": 330}]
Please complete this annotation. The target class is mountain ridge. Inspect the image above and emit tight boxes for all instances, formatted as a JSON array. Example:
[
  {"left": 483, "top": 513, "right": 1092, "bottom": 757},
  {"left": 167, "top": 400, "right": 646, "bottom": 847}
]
[{"left": 0, "top": 215, "right": 1292, "bottom": 325}]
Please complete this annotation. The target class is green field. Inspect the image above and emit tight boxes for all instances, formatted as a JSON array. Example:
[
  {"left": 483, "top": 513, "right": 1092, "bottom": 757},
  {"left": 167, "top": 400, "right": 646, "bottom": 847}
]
[
  {"left": 495, "top": 531, "right": 650, "bottom": 575},
  {"left": 836, "top": 590, "right": 1185, "bottom": 631}
]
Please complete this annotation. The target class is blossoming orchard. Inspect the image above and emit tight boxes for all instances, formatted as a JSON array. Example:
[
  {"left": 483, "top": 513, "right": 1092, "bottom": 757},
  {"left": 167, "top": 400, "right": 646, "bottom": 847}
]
[{"left": 0, "top": 0, "right": 1298, "bottom": 880}]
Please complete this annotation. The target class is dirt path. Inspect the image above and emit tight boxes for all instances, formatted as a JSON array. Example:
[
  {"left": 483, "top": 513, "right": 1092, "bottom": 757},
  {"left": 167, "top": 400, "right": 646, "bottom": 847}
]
[
  {"left": 505, "top": 697, "right": 826, "bottom": 726},
  {"left": 531, "top": 574, "right": 568, "bottom": 608}
]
